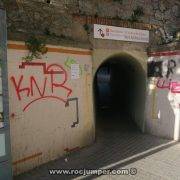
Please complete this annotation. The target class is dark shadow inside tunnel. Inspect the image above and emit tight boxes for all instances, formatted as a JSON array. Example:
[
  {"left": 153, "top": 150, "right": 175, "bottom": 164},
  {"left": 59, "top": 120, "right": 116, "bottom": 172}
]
[{"left": 94, "top": 54, "right": 146, "bottom": 134}]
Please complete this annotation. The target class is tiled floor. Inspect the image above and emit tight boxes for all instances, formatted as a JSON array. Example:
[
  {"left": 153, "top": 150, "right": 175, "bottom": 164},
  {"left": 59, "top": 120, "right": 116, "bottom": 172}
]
[{"left": 15, "top": 113, "right": 180, "bottom": 180}]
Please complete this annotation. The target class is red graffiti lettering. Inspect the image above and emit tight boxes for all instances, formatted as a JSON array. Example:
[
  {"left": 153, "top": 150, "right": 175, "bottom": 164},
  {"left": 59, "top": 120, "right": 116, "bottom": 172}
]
[
  {"left": 156, "top": 78, "right": 172, "bottom": 89},
  {"left": 23, "top": 96, "right": 67, "bottom": 112},
  {"left": 30, "top": 76, "right": 47, "bottom": 97},
  {"left": 156, "top": 78, "right": 180, "bottom": 93},
  {"left": 11, "top": 75, "right": 30, "bottom": 101},
  {"left": 11, "top": 62, "right": 72, "bottom": 112},
  {"left": 170, "top": 82, "right": 180, "bottom": 93}
]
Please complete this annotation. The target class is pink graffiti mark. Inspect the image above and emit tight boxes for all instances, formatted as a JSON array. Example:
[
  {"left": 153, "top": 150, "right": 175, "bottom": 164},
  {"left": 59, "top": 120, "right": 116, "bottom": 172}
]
[
  {"left": 156, "top": 78, "right": 172, "bottom": 89},
  {"left": 171, "top": 82, "right": 180, "bottom": 94},
  {"left": 156, "top": 78, "right": 180, "bottom": 93},
  {"left": 11, "top": 62, "right": 72, "bottom": 112}
]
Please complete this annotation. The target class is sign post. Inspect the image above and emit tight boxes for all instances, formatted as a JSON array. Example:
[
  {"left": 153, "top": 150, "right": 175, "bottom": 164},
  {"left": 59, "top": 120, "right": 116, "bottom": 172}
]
[{"left": 0, "top": 9, "right": 13, "bottom": 180}]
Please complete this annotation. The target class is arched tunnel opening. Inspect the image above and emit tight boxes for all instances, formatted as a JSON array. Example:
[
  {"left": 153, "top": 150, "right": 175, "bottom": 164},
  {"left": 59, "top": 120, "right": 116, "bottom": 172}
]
[{"left": 94, "top": 54, "right": 146, "bottom": 135}]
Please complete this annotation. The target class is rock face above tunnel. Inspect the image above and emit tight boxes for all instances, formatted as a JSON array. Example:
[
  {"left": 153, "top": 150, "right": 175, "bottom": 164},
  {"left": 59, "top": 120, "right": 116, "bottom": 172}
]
[{"left": 2, "top": 0, "right": 179, "bottom": 48}]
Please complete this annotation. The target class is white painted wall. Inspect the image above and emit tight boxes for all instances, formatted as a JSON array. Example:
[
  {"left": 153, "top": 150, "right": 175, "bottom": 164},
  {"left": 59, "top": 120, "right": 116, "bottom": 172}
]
[
  {"left": 146, "top": 52, "right": 180, "bottom": 140},
  {"left": 7, "top": 41, "right": 94, "bottom": 175}
]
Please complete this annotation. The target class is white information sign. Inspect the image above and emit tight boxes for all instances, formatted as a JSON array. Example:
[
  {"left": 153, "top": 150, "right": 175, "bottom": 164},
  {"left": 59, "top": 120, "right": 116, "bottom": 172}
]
[
  {"left": 94, "top": 24, "right": 149, "bottom": 43},
  {"left": 71, "top": 64, "right": 80, "bottom": 79}
]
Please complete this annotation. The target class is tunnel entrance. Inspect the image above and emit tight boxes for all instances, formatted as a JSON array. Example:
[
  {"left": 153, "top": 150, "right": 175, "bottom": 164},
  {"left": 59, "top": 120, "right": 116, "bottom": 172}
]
[{"left": 94, "top": 54, "right": 146, "bottom": 134}]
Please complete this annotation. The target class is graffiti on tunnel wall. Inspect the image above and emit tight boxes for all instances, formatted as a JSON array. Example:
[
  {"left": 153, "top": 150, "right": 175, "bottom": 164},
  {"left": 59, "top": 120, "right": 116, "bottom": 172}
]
[
  {"left": 156, "top": 79, "right": 180, "bottom": 93},
  {"left": 10, "top": 62, "right": 72, "bottom": 112},
  {"left": 148, "top": 58, "right": 180, "bottom": 94},
  {"left": 10, "top": 61, "right": 80, "bottom": 127},
  {"left": 65, "top": 97, "right": 79, "bottom": 128},
  {"left": 148, "top": 59, "right": 176, "bottom": 78}
]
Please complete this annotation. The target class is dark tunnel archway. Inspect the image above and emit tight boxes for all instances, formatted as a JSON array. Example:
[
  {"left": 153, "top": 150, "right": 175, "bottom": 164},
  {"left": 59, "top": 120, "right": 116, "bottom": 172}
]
[{"left": 94, "top": 54, "right": 146, "bottom": 134}]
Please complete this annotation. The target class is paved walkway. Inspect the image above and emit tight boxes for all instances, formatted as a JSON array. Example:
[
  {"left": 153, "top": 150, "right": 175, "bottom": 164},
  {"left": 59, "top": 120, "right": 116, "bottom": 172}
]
[{"left": 15, "top": 114, "right": 180, "bottom": 180}]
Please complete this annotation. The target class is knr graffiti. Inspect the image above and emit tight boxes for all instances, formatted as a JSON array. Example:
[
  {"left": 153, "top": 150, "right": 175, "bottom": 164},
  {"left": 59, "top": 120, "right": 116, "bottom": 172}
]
[{"left": 11, "top": 62, "right": 72, "bottom": 112}]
